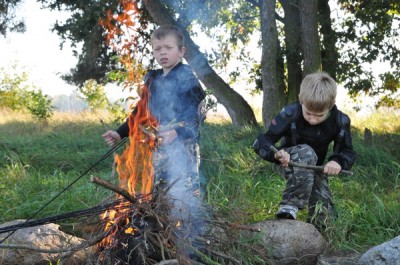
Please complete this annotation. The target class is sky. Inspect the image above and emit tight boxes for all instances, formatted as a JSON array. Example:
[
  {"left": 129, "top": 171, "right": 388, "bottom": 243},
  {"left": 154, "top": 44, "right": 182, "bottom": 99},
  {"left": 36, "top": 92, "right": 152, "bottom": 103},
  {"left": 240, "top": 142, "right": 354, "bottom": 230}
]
[{"left": 0, "top": 0, "right": 77, "bottom": 97}]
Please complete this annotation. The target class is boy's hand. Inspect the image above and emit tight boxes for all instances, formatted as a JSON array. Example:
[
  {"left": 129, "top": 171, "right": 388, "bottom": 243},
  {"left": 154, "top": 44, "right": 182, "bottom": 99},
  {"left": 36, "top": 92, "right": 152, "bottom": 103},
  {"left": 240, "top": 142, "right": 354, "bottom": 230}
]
[
  {"left": 102, "top": 130, "right": 121, "bottom": 146},
  {"left": 157, "top": 129, "right": 177, "bottom": 145},
  {"left": 274, "top": 149, "right": 290, "bottom": 167},
  {"left": 324, "top": 161, "right": 341, "bottom": 175}
]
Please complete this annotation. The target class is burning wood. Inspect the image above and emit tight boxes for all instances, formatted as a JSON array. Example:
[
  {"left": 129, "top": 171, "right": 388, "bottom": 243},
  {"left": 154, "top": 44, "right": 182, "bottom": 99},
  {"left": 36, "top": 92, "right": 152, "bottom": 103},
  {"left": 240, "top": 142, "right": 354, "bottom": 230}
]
[{"left": 91, "top": 176, "right": 138, "bottom": 204}]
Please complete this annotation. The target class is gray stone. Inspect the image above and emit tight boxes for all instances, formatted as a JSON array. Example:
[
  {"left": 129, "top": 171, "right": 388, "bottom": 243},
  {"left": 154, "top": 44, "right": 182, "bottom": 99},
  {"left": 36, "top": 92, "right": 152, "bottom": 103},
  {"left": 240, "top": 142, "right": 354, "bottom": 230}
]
[
  {"left": 0, "top": 220, "right": 90, "bottom": 265},
  {"left": 358, "top": 236, "right": 400, "bottom": 265},
  {"left": 253, "top": 219, "right": 327, "bottom": 265}
]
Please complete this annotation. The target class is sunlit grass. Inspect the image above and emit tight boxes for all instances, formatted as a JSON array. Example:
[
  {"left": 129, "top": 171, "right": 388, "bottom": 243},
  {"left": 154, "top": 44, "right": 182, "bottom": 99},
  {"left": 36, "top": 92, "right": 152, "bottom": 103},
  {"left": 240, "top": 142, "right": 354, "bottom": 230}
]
[
  {"left": 347, "top": 107, "right": 400, "bottom": 134},
  {"left": 0, "top": 108, "right": 399, "bottom": 257}
]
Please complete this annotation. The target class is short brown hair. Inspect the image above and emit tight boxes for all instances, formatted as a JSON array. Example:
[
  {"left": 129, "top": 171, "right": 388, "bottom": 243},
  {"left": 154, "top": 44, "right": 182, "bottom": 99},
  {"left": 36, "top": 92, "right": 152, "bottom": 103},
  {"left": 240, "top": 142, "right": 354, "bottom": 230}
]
[
  {"left": 151, "top": 25, "right": 185, "bottom": 49},
  {"left": 298, "top": 71, "right": 337, "bottom": 112}
]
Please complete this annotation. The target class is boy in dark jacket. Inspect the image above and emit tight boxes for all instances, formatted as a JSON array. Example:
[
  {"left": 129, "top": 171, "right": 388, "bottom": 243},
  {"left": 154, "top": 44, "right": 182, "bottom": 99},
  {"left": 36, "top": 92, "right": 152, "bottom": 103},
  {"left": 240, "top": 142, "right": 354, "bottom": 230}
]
[
  {"left": 102, "top": 26, "right": 206, "bottom": 258},
  {"left": 253, "top": 71, "right": 356, "bottom": 229}
]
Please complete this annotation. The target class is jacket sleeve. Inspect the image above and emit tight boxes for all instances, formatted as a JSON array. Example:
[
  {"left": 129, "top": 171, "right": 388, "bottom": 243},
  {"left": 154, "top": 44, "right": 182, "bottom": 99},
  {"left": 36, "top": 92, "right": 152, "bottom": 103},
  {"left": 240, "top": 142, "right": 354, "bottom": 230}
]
[
  {"left": 255, "top": 109, "right": 292, "bottom": 163},
  {"left": 116, "top": 108, "right": 138, "bottom": 139},
  {"left": 328, "top": 117, "right": 356, "bottom": 170}
]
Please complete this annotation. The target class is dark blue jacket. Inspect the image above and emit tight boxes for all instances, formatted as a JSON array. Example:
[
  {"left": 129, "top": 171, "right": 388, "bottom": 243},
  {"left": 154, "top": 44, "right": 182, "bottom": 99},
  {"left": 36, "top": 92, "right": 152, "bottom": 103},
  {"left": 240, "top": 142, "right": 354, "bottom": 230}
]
[{"left": 116, "top": 62, "right": 205, "bottom": 142}]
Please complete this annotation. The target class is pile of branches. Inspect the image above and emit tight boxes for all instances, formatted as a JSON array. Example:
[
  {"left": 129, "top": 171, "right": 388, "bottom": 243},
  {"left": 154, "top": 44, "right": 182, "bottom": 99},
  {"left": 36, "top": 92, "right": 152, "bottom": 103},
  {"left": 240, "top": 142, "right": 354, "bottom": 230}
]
[
  {"left": 92, "top": 175, "right": 269, "bottom": 265},
  {"left": 95, "top": 176, "right": 197, "bottom": 265},
  {"left": 0, "top": 175, "right": 270, "bottom": 265}
]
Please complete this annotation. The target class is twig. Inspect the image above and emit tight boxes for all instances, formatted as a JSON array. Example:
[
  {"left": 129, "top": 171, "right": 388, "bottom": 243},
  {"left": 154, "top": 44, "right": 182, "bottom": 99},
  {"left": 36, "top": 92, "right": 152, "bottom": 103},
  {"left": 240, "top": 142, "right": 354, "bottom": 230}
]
[
  {"left": 158, "top": 121, "right": 186, "bottom": 133},
  {"left": 140, "top": 125, "right": 157, "bottom": 140},
  {"left": 193, "top": 248, "right": 221, "bottom": 265},
  {"left": 0, "top": 200, "right": 129, "bottom": 234},
  {"left": 207, "top": 249, "right": 241, "bottom": 264},
  {"left": 194, "top": 236, "right": 210, "bottom": 245},
  {"left": 91, "top": 176, "right": 137, "bottom": 204},
  {"left": 269, "top": 145, "right": 353, "bottom": 175},
  {"left": 156, "top": 233, "right": 166, "bottom": 260}
]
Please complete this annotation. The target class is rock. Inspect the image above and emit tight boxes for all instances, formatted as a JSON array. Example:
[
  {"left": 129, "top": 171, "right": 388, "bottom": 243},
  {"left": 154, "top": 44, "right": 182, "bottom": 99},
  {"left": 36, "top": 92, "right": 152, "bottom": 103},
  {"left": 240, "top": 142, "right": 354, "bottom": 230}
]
[
  {"left": 253, "top": 219, "right": 327, "bottom": 265},
  {"left": 0, "top": 220, "right": 92, "bottom": 265},
  {"left": 358, "top": 236, "right": 400, "bottom": 265}
]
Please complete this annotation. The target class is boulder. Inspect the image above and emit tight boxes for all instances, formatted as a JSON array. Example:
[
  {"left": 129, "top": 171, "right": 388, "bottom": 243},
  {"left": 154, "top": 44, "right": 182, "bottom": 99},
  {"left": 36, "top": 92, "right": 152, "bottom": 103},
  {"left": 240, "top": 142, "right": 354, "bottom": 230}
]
[
  {"left": 0, "top": 220, "right": 91, "bottom": 265},
  {"left": 358, "top": 235, "right": 400, "bottom": 265},
  {"left": 253, "top": 219, "right": 327, "bottom": 265}
]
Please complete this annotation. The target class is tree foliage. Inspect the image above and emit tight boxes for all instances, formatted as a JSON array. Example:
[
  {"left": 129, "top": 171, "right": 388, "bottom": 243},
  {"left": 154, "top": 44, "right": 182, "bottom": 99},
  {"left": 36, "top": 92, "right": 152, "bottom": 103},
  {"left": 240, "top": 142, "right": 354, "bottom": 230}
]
[
  {"left": 336, "top": 0, "right": 400, "bottom": 108},
  {"left": 0, "top": 66, "right": 53, "bottom": 120},
  {"left": 0, "top": 0, "right": 25, "bottom": 37},
  {"left": 78, "top": 79, "right": 109, "bottom": 111},
  {"left": 34, "top": 0, "right": 399, "bottom": 125}
]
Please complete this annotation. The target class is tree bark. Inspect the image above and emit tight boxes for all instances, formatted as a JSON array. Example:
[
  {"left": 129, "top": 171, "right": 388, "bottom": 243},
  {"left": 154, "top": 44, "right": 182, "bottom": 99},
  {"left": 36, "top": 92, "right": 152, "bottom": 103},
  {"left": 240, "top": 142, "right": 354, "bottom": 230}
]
[
  {"left": 143, "top": 0, "right": 258, "bottom": 127},
  {"left": 299, "top": 0, "right": 321, "bottom": 76},
  {"left": 280, "top": 0, "right": 302, "bottom": 103},
  {"left": 318, "top": 0, "right": 338, "bottom": 80},
  {"left": 260, "top": 0, "right": 284, "bottom": 128}
]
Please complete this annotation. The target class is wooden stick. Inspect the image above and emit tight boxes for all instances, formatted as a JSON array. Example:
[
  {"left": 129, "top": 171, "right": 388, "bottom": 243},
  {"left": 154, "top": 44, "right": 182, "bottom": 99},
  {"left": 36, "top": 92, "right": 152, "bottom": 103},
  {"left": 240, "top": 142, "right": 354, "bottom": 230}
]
[
  {"left": 207, "top": 249, "right": 241, "bottom": 264},
  {"left": 269, "top": 145, "right": 353, "bottom": 175},
  {"left": 194, "top": 236, "right": 211, "bottom": 245},
  {"left": 91, "top": 176, "right": 137, "bottom": 204}
]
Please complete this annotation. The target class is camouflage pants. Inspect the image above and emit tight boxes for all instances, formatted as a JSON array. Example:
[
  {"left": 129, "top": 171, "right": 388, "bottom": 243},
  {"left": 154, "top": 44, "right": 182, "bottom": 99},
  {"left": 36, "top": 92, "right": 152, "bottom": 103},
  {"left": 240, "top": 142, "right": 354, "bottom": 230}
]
[{"left": 273, "top": 144, "right": 336, "bottom": 226}]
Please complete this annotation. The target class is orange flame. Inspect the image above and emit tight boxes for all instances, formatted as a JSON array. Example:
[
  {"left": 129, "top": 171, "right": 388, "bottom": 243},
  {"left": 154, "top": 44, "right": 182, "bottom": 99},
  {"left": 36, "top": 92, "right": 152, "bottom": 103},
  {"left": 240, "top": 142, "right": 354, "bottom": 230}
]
[
  {"left": 99, "top": 83, "right": 158, "bottom": 249},
  {"left": 115, "top": 85, "right": 158, "bottom": 196},
  {"left": 98, "top": 1, "right": 158, "bottom": 250}
]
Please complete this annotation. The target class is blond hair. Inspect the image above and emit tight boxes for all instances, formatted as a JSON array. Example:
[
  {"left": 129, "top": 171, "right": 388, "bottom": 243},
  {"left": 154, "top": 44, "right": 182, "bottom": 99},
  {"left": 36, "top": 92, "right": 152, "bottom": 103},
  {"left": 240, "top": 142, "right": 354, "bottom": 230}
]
[
  {"left": 298, "top": 72, "right": 337, "bottom": 112},
  {"left": 151, "top": 25, "right": 185, "bottom": 49}
]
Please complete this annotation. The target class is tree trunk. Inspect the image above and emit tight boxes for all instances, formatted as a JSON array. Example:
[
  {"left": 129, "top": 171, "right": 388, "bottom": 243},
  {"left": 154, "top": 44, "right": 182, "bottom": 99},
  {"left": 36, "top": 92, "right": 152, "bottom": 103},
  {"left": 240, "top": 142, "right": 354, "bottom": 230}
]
[
  {"left": 318, "top": 0, "right": 338, "bottom": 80},
  {"left": 280, "top": 0, "right": 302, "bottom": 103},
  {"left": 143, "top": 0, "right": 258, "bottom": 127},
  {"left": 299, "top": 0, "right": 321, "bottom": 76},
  {"left": 260, "top": 0, "right": 284, "bottom": 128}
]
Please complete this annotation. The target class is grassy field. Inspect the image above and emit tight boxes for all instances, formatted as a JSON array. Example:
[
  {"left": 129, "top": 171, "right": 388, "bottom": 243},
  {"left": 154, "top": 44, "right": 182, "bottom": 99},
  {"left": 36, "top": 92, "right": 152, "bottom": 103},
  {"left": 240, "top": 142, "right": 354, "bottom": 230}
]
[{"left": 0, "top": 108, "right": 399, "bottom": 260}]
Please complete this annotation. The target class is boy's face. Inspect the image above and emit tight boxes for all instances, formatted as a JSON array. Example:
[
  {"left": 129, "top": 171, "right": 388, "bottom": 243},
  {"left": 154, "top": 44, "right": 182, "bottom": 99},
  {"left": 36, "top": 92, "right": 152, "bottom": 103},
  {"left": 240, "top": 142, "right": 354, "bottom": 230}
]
[
  {"left": 152, "top": 34, "right": 185, "bottom": 74},
  {"left": 301, "top": 104, "right": 330, "bottom": 125}
]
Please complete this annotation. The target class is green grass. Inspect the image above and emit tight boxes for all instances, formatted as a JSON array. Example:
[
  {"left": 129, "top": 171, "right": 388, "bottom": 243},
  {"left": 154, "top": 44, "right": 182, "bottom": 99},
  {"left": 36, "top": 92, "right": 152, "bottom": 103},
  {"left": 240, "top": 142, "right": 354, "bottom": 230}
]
[{"left": 0, "top": 109, "right": 399, "bottom": 260}]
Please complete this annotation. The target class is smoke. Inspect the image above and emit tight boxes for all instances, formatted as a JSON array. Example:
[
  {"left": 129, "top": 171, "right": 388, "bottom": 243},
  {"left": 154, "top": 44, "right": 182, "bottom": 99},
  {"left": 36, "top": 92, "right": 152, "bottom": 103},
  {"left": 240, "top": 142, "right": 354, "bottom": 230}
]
[
  {"left": 161, "top": 0, "right": 207, "bottom": 24},
  {"left": 149, "top": 66, "right": 208, "bottom": 250}
]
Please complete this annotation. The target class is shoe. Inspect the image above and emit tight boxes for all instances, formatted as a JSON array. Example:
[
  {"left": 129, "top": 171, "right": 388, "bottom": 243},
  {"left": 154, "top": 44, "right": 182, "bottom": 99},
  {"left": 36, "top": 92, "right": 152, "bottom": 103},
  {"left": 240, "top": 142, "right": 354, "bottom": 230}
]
[{"left": 276, "top": 205, "right": 298, "bottom": 220}]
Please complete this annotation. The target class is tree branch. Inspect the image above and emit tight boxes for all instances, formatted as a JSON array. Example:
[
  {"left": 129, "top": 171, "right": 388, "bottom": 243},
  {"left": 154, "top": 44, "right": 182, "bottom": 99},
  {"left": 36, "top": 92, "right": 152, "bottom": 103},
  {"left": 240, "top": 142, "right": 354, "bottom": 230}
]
[{"left": 90, "top": 176, "right": 137, "bottom": 203}]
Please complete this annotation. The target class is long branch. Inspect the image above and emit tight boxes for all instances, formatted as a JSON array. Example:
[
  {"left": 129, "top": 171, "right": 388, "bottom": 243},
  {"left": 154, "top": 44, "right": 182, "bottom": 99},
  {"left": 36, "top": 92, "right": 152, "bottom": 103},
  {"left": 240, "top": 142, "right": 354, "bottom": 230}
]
[{"left": 90, "top": 176, "right": 137, "bottom": 203}]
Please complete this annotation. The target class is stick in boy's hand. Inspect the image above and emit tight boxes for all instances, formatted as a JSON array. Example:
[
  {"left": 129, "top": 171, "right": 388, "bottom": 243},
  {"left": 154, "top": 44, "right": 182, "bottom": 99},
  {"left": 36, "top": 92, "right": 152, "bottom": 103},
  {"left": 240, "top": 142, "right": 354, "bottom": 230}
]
[{"left": 268, "top": 144, "right": 353, "bottom": 175}]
